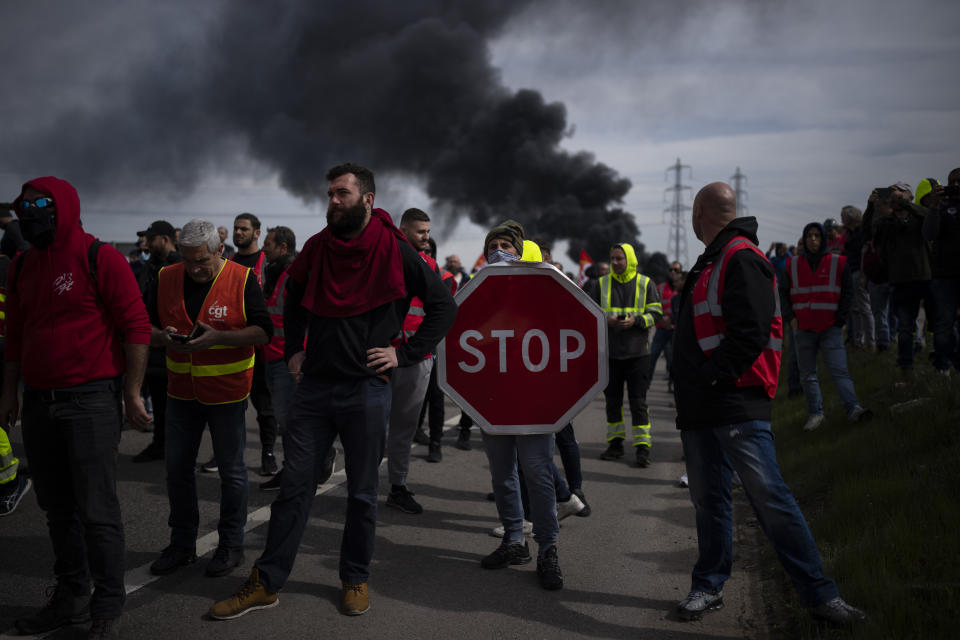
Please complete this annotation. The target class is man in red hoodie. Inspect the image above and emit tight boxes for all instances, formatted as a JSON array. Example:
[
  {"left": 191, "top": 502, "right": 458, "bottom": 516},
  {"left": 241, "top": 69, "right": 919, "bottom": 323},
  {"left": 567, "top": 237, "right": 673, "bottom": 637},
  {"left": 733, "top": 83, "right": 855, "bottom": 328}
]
[{"left": 0, "top": 176, "right": 151, "bottom": 638}]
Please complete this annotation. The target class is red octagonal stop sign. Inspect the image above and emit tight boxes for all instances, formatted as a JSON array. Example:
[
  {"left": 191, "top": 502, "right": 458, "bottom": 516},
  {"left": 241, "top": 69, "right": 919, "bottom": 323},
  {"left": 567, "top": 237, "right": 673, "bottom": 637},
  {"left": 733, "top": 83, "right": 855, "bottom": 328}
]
[{"left": 437, "top": 261, "right": 608, "bottom": 435}]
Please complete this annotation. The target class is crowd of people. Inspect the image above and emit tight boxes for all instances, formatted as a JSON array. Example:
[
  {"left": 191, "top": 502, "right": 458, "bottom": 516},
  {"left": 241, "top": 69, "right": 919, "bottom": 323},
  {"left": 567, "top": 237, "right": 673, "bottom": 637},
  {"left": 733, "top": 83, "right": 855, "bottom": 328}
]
[{"left": 4, "top": 165, "right": 954, "bottom": 636}]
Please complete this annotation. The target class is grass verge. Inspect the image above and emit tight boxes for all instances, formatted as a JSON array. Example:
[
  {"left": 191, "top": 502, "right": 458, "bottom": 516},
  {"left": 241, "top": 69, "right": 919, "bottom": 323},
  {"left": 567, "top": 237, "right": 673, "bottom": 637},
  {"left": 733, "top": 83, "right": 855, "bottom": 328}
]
[{"left": 763, "top": 347, "right": 959, "bottom": 639}]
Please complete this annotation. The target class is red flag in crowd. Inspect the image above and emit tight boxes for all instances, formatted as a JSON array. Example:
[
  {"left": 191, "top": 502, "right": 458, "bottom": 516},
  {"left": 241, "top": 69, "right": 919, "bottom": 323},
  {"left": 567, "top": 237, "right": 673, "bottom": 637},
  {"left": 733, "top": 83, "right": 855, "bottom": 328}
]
[
  {"left": 472, "top": 253, "right": 487, "bottom": 272},
  {"left": 576, "top": 249, "right": 593, "bottom": 286}
]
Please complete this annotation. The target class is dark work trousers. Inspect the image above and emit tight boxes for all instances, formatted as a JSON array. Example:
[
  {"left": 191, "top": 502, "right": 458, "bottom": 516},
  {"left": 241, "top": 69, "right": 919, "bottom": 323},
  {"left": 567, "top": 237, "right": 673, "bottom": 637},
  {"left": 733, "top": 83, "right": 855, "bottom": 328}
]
[
  {"left": 604, "top": 356, "right": 651, "bottom": 433},
  {"left": 255, "top": 375, "right": 391, "bottom": 589},
  {"left": 931, "top": 277, "right": 960, "bottom": 371},
  {"left": 891, "top": 280, "right": 936, "bottom": 371},
  {"left": 251, "top": 351, "right": 278, "bottom": 454},
  {"left": 784, "top": 323, "right": 802, "bottom": 393},
  {"left": 21, "top": 380, "right": 125, "bottom": 620},
  {"left": 554, "top": 423, "right": 583, "bottom": 492},
  {"left": 417, "top": 358, "right": 445, "bottom": 442},
  {"left": 145, "top": 373, "right": 168, "bottom": 449}
]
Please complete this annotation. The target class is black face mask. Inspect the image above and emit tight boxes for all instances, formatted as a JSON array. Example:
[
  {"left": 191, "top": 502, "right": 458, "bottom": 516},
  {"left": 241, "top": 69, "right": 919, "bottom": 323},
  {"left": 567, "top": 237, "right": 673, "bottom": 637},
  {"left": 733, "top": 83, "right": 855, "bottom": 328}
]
[{"left": 20, "top": 209, "right": 57, "bottom": 249}]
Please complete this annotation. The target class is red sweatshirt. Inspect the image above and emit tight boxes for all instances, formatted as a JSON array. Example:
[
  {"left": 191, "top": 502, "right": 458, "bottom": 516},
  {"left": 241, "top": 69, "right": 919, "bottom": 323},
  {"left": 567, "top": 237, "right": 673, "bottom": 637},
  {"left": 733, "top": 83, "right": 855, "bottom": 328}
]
[{"left": 5, "top": 177, "right": 151, "bottom": 388}]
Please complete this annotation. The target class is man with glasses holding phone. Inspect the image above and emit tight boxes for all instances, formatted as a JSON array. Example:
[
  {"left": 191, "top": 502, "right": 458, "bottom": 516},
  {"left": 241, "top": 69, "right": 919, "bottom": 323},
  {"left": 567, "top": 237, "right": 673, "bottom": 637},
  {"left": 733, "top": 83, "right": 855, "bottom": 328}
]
[
  {"left": 0, "top": 177, "right": 152, "bottom": 638},
  {"left": 144, "top": 219, "right": 272, "bottom": 580}
]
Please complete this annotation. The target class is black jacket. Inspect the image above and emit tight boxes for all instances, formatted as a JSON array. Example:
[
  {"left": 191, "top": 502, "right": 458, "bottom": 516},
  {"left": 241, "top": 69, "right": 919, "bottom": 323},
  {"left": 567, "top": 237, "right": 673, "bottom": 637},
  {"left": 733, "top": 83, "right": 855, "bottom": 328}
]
[
  {"left": 874, "top": 202, "right": 931, "bottom": 284},
  {"left": 284, "top": 240, "right": 457, "bottom": 381},
  {"left": 138, "top": 250, "right": 181, "bottom": 375},
  {"left": 673, "top": 217, "right": 777, "bottom": 430},
  {"left": 922, "top": 198, "right": 960, "bottom": 278}
]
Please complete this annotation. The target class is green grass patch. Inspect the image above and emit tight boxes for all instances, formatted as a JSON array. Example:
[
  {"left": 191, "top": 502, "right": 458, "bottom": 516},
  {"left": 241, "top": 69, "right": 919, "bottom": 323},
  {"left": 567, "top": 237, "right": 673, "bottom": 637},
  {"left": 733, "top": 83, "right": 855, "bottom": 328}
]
[{"left": 762, "top": 347, "right": 960, "bottom": 638}]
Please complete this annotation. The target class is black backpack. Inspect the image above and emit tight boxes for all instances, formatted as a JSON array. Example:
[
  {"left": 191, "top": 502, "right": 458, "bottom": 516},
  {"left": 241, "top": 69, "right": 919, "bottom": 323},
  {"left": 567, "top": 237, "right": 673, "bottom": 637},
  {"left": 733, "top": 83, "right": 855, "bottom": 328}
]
[{"left": 10, "top": 241, "right": 106, "bottom": 304}]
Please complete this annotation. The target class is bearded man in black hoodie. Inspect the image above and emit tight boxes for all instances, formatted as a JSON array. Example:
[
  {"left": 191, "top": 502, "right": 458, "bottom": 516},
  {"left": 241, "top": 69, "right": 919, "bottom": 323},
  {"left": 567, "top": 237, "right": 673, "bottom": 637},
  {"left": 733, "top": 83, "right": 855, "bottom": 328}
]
[{"left": 671, "top": 182, "right": 865, "bottom": 626}]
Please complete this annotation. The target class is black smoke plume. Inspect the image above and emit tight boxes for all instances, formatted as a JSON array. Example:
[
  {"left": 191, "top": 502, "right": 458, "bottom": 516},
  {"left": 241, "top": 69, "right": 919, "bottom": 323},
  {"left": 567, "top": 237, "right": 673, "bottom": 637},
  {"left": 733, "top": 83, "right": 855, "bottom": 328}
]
[{"left": 1, "top": 0, "right": 644, "bottom": 263}]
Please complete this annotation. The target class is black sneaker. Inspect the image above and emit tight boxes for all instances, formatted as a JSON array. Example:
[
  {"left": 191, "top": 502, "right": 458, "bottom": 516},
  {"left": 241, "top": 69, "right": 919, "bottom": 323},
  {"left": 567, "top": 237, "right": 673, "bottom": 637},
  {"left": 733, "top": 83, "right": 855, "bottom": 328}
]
[
  {"left": 15, "top": 583, "right": 90, "bottom": 635},
  {"left": 572, "top": 489, "right": 591, "bottom": 517},
  {"left": 599, "top": 439, "right": 624, "bottom": 460},
  {"left": 536, "top": 546, "right": 563, "bottom": 590},
  {"left": 635, "top": 445, "right": 650, "bottom": 468},
  {"left": 481, "top": 540, "right": 531, "bottom": 569},
  {"left": 808, "top": 597, "right": 867, "bottom": 625},
  {"left": 426, "top": 442, "right": 442, "bottom": 463},
  {"left": 413, "top": 428, "right": 431, "bottom": 446},
  {"left": 0, "top": 474, "right": 32, "bottom": 516},
  {"left": 317, "top": 448, "right": 337, "bottom": 485},
  {"left": 260, "top": 470, "right": 283, "bottom": 492},
  {"left": 132, "top": 442, "right": 164, "bottom": 463},
  {"left": 87, "top": 617, "right": 121, "bottom": 639},
  {"left": 206, "top": 546, "right": 245, "bottom": 577},
  {"left": 200, "top": 456, "right": 218, "bottom": 473},
  {"left": 386, "top": 486, "right": 423, "bottom": 514},
  {"left": 150, "top": 545, "right": 197, "bottom": 576},
  {"left": 455, "top": 428, "right": 471, "bottom": 450},
  {"left": 676, "top": 590, "right": 724, "bottom": 621},
  {"left": 260, "top": 451, "right": 278, "bottom": 476}
]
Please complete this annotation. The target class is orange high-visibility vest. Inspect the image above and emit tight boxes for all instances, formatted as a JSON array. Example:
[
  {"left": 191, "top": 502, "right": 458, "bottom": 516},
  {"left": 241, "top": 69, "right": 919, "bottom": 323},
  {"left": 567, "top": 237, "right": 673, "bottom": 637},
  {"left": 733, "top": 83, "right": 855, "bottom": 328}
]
[
  {"left": 691, "top": 237, "right": 783, "bottom": 398},
  {"left": 158, "top": 260, "right": 255, "bottom": 404},
  {"left": 786, "top": 253, "right": 846, "bottom": 332}
]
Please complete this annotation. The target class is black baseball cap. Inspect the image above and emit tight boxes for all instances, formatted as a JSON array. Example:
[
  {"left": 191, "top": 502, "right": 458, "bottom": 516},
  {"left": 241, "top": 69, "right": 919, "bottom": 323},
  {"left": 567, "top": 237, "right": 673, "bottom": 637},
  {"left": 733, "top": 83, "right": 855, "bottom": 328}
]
[{"left": 138, "top": 220, "right": 176, "bottom": 238}]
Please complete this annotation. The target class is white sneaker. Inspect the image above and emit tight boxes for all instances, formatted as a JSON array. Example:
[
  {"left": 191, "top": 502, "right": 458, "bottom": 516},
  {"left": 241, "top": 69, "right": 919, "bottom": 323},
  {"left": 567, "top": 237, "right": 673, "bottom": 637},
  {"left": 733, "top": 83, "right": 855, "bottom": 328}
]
[
  {"left": 847, "top": 406, "right": 873, "bottom": 423},
  {"left": 678, "top": 473, "right": 688, "bottom": 488},
  {"left": 557, "top": 493, "right": 585, "bottom": 520},
  {"left": 802, "top": 414, "right": 826, "bottom": 432},
  {"left": 490, "top": 520, "right": 533, "bottom": 538}
]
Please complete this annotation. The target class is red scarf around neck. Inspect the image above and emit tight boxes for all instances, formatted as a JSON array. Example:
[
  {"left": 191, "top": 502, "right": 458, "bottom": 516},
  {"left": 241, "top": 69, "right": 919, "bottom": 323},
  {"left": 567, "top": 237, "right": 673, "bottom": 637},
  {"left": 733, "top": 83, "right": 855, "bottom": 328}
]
[{"left": 294, "top": 208, "right": 408, "bottom": 318}]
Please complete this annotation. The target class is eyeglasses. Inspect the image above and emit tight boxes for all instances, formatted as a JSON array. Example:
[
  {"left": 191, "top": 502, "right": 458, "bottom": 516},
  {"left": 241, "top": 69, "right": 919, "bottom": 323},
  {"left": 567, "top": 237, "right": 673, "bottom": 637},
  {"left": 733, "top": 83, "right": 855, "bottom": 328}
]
[
  {"left": 669, "top": 267, "right": 681, "bottom": 272},
  {"left": 18, "top": 196, "right": 55, "bottom": 211}
]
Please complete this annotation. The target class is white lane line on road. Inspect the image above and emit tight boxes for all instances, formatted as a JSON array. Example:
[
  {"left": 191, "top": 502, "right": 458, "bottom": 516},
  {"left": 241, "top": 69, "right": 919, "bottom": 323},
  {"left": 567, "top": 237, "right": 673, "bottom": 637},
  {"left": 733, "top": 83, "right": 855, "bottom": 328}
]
[
  {"left": 1, "top": 414, "right": 467, "bottom": 638},
  {"left": 123, "top": 413, "right": 463, "bottom": 596}
]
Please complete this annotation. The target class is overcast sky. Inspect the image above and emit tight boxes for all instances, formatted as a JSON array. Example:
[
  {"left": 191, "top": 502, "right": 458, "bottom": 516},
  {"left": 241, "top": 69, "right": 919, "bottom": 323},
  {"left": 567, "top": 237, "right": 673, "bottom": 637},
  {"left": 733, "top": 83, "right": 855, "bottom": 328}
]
[{"left": 2, "top": 0, "right": 958, "bottom": 270}]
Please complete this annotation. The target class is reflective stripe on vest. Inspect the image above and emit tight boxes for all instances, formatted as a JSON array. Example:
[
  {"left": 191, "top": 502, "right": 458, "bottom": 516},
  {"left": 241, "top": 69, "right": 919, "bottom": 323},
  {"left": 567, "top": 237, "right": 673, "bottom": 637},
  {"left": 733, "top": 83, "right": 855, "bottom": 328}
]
[
  {"left": 158, "top": 260, "right": 255, "bottom": 404},
  {"left": 393, "top": 251, "right": 437, "bottom": 350},
  {"left": 600, "top": 273, "right": 661, "bottom": 328},
  {"left": 691, "top": 237, "right": 783, "bottom": 398},
  {"left": 264, "top": 269, "right": 289, "bottom": 363},
  {"left": 787, "top": 253, "right": 846, "bottom": 332},
  {"left": 656, "top": 281, "right": 675, "bottom": 327}
]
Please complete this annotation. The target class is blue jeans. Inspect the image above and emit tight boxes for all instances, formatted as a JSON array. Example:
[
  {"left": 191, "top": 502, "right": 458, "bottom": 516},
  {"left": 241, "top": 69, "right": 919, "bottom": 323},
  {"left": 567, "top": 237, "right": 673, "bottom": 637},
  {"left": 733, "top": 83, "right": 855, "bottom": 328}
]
[
  {"left": 264, "top": 359, "right": 297, "bottom": 434},
  {"left": 795, "top": 326, "right": 861, "bottom": 416},
  {"left": 165, "top": 397, "right": 248, "bottom": 549},
  {"left": 868, "top": 281, "right": 891, "bottom": 348},
  {"left": 255, "top": 375, "right": 391, "bottom": 588},
  {"left": 681, "top": 421, "right": 838, "bottom": 607},
  {"left": 930, "top": 277, "right": 960, "bottom": 371},
  {"left": 482, "top": 431, "right": 559, "bottom": 552},
  {"left": 647, "top": 328, "right": 673, "bottom": 388}
]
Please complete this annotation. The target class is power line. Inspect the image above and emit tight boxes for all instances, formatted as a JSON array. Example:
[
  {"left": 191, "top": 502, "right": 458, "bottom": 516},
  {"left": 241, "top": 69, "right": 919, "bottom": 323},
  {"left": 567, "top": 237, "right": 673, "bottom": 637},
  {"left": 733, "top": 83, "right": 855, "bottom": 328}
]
[
  {"left": 729, "top": 166, "right": 748, "bottom": 217},
  {"left": 663, "top": 157, "right": 692, "bottom": 265}
]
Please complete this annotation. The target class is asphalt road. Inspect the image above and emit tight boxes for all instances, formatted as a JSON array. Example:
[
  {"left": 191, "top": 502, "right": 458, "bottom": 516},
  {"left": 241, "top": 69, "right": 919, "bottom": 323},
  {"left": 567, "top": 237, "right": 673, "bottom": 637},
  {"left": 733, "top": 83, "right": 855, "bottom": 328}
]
[{"left": 0, "top": 360, "right": 766, "bottom": 639}]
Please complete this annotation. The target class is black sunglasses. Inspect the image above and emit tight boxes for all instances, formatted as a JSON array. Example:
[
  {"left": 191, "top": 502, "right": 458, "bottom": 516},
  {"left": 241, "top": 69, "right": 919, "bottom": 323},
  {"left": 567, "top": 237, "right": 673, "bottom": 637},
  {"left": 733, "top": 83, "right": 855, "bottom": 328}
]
[{"left": 18, "top": 196, "right": 56, "bottom": 211}]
